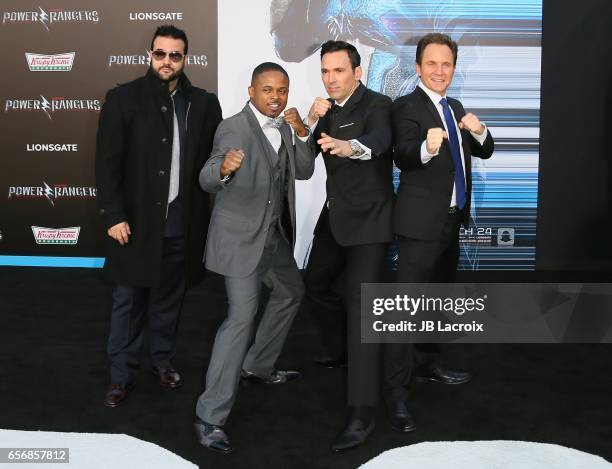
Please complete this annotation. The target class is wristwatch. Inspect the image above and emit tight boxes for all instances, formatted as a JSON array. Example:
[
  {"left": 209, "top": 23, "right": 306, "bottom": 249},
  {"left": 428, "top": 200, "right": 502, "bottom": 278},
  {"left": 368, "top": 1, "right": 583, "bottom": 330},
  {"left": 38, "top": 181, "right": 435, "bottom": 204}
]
[{"left": 349, "top": 139, "right": 365, "bottom": 157}]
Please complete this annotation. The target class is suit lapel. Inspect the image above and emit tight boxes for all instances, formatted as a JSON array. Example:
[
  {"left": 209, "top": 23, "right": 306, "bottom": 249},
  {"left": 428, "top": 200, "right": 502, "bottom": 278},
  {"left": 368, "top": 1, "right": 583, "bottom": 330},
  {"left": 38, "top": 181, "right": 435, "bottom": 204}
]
[
  {"left": 415, "top": 86, "right": 453, "bottom": 165},
  {"left": 243, "top": 103, "right": 275, "bottom": 171},
  {"left": 447, "top": 98, "right": 473, "bottom": 189},
  {"left": 279, "top": 123, "right": 292, "bottom": 155},
  {"left": 319, "top": 111, "right": 332, "bottom": 137},
  {"left": 447, "top": 99, "right": 471, "bottom": 165},
  {"left": 330, "top": 81, "right": 366, "bottom": 133},
  {"left": 279, "top": 123, "right": 294, "bottom": 169},
  {"left": 416, "top": 86, "right": 445, "bottom": 129}
]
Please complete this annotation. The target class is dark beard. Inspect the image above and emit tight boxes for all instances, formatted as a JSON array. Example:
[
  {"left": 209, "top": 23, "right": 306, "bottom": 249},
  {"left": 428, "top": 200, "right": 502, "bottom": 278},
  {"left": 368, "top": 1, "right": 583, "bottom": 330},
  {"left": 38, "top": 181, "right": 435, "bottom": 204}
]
[{"left": 150, "top": 64, "right": 182, "bottom": 83}]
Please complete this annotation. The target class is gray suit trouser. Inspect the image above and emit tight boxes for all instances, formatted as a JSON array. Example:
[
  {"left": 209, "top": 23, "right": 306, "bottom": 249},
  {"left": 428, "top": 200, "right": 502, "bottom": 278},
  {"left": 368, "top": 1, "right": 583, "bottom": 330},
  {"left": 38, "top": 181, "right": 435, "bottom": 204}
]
[{"left": 196, "top": 227, "right": 304, "bottom": 426}]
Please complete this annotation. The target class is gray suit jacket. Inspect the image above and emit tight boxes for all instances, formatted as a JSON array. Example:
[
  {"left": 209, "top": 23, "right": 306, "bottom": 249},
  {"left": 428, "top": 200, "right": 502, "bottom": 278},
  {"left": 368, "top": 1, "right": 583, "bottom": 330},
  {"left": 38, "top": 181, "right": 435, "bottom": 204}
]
[{"left": 200, "top": 103, "right": 315, "bottom": 278}]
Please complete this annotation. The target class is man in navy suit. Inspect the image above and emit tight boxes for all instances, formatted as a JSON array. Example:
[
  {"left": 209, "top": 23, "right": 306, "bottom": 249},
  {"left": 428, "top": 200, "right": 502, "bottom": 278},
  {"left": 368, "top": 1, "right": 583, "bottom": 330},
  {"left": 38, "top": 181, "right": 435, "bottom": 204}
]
[{"left": 390, "top": 32, "right": 495, "bottom": 414}]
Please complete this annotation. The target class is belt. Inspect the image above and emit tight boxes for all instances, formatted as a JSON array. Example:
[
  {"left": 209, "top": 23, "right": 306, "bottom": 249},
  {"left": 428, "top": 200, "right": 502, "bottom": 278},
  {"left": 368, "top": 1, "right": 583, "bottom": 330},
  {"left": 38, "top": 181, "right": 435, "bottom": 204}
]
[{"left": 448, "top": 206, "right": 460, "bottom": 214}]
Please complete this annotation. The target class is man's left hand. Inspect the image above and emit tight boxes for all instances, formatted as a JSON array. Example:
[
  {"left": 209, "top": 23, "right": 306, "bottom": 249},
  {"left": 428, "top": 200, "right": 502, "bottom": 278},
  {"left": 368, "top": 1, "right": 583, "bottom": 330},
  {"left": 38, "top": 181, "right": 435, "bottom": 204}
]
[
  {"left": 459, "top": 113, "right": 485, "bottom": 135},
  {"left": 317, "top": 132, "right": 352, "bottom": 157},
  {"left": 284, "top": 108, "right": 308, "bottom": 137}
]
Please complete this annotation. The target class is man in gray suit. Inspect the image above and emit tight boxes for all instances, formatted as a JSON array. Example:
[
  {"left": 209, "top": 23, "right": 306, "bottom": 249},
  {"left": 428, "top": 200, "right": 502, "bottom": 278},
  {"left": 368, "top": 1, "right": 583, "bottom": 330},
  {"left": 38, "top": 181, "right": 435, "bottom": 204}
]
[{"left": 193, "top": 62, "right": 315, "bottom": 454}]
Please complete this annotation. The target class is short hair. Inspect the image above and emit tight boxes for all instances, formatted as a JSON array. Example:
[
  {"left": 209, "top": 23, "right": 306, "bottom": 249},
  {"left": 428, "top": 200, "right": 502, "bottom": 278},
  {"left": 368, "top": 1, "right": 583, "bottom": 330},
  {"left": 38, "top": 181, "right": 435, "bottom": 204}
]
[
  {"left": 320, "top": 40, "right": 361, "bottom": 69},
  {"left": 251, "top": 62, "right": 290, "bottom": 84},
  {"left": 150, "top": 25, "right": 188, "bottom": 54},
  {"left": 416, "top": 33, "right": 458, "bottom": 66}
]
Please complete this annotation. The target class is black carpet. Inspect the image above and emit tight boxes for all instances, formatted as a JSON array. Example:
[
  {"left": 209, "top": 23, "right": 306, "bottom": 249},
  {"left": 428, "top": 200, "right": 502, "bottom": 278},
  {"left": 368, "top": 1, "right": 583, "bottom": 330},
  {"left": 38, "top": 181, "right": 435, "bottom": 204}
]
[{"left": 1, "top": 267, "right": 611, "bottom": 469}]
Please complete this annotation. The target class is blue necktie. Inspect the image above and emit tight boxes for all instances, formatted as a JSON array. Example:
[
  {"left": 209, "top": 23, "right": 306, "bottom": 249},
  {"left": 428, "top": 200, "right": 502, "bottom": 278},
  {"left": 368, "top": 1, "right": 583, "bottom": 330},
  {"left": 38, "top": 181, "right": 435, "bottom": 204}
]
[{"left": 440, "top": 98, "right": 466, "bottom": 209}]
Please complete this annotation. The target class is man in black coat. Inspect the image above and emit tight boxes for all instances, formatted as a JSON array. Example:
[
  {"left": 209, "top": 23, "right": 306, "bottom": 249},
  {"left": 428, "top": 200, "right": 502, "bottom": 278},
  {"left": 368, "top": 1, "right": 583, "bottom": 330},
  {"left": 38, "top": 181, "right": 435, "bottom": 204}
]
[
  {"left": 303, "top": 40, "right": 397, "bottom": 451},
  {"left": 390, "top": 33, "right": 495, "bottom": 407},
  {"left": 95, "top": 25, "right": 222, "bottom": 407}
]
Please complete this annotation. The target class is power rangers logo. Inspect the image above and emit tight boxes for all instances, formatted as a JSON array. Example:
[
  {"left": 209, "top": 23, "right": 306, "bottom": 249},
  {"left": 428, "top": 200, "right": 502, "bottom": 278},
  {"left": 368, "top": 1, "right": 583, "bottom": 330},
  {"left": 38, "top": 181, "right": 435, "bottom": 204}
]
[
  {"left": 2, "top": 7, "right": 99, "bottom": 31},
  {"left": 4, "top": 96, "right": 101, "bottom": 120},
  {"left": 8, "top": 182, "right": 97, "bottom": 207},
  {"left": 108, "top": 50, "right": 208, "bottom": 68}
]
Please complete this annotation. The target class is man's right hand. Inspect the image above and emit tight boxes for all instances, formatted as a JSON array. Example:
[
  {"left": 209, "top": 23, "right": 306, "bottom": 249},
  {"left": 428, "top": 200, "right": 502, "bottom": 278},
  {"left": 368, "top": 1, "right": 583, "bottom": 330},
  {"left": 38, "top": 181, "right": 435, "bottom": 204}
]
[
  {"left": 307, "top": 97, "right": 332, "bottom": 127},
  {"left": 107, "top": 221, "right": 131, "bottom": 245},
  {"left": 220, "top": 149, "right": 245, "bottom": 178},
  {"left": 425, "top": 127, "right": 448, "bottom": 155}
]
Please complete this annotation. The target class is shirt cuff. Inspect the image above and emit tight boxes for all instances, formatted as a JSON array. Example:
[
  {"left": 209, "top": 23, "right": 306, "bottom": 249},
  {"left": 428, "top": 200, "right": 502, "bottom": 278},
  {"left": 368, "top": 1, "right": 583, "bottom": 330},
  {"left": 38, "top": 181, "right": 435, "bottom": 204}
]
[
  {"left": 420, "top": 140, "right": 437, "bottom": 164},
  {"left": 296, "top": 130, "right": 310, "bottom": 143},
  {"left": 471, "top": 124, "right": 488, "bottom": 145},
  {"left": 216, "top": 163, "right": 233, "bottom": 186},
  {"left": 348, "top": 139, "right": 372, "bottom": 160},
  {"left": 307, "top": 117, "right": 318, "bottom": 133}
]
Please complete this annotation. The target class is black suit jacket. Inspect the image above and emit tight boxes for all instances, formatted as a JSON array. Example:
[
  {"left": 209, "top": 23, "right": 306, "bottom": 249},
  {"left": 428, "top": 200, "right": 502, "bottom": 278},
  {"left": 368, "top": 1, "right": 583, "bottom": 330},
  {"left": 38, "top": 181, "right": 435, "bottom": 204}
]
[
  {"left": 314, "top": 82, "right": 395, "bottom": 246},
  {"left": 391, "top": 86, "right": 494, "bottom": 241},
  {"left": 95, "top": 70, "right": 222, "bottom": 287}
]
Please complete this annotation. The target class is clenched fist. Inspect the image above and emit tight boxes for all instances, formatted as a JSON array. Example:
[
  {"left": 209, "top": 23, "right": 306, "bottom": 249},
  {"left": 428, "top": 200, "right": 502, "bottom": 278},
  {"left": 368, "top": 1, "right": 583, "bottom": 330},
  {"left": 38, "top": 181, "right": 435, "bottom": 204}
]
[
  {"left": 425, "top": 127, "right": 448, "bottom": 155},
  {"left": 458, "top": 112, "right": 485, "bottom": 135},
  {"left": 108, "top": 221, "right": 131, "bottom": 245},
  {"left": 283, "top": 107, "right": 308, "bottom": 137},
  {"left": 220, "top": 149, "right": 245, "bottom": 178},
  {"left": 307, "top": 97, "right": 332, "bottom": 127}
]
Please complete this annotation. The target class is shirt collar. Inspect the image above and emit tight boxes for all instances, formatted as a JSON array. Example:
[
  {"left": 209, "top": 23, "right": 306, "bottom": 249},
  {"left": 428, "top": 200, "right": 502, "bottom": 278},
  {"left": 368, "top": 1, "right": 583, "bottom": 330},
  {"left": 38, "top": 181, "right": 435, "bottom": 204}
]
[
  {"left": 418, "top": 81, "right": 446, "bottom": 106},
  {"left": 249, "top": 101, "right": 274, "bottom": 128},
  {"left": 170, "top": 82, "right": 182, "bottom": 98},
  {"left": 335, "top": 81, "right": 360, "bottom": 107}
]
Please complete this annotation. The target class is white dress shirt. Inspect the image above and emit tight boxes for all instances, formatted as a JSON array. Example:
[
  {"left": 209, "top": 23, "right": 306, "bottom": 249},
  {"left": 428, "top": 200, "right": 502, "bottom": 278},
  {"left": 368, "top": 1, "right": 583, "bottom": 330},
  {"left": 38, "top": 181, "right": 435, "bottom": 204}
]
[
  {"left": 249, "top": 102, "right": 282, "bottom": 152},
  {"left": 417, "top": 81, "right": 488, "bottom": 207},
  {"left": 249, "top": 102, "right": 309, "bottom": 152}
]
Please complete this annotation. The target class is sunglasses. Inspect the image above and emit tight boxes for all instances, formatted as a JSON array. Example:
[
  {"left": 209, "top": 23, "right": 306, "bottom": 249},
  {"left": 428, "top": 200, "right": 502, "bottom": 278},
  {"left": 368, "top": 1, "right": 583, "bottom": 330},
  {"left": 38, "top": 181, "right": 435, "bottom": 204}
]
[{"left": 151, "top": 49, "right": 185, "bottom": 63}]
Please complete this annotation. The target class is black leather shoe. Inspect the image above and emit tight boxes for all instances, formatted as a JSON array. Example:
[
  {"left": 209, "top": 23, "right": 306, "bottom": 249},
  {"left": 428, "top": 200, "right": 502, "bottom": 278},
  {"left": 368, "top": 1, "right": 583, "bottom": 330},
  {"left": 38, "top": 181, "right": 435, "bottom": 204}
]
[
  {"left": 415, "top": 365, "right": 471, "bottom": 385},
  {"left": 388, "top": 400, "right": 416, "bottom": 432},
  {"left": 104, "top": 383, "right": 132, "bottom": 408},
  {"left": 153, "top": 366, "right": 182, "bottom": 388},
  {"left": 313, "top": 356, "right": 348, "bottom": 369},
  {"left": 331, "top": 417, "right": 375, "bottom": 451},
  {"left": 241, "top": 369, "right": 302, "bottom": 384},
  {"left": 194, "top": 418, "right": 232, "bottom": 454}
]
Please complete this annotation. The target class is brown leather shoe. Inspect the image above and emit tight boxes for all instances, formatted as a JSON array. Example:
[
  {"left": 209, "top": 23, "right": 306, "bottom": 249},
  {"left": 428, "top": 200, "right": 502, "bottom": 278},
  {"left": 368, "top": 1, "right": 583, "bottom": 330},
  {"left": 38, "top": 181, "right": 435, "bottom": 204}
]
[
  {"left": 154, "top": 366, "right": 182, "bottom": 388},
  {"left": 104, "top": 383, "right": 130, "bottom": 408}
]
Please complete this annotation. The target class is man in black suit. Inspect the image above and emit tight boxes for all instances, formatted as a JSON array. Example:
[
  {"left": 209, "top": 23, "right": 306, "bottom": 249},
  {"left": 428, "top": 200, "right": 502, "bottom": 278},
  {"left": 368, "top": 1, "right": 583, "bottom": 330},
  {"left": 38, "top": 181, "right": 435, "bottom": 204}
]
[
  {"left": 95, "top": 25, "right": 221, "bottom": 407},
  {"left": 303, "top": 40, "right": 401, "bottom": 451},
  {"left": 390, "top": 33, "right": 494, "bottom": 396}
]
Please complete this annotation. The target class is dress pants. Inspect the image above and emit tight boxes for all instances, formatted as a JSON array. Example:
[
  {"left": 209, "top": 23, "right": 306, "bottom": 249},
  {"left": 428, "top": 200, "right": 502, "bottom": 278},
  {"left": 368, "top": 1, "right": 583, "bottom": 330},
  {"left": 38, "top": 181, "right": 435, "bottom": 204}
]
[
  {"left": 107, "top": 236, "right": 186, "bottom": 385},
  {"left": 385, "top": 209, "right": 463, "bottom": 393},
  {"left": 195, "top": 227, "right": 304, "bottom": 426},
  {"left": 305, "top": 207, "right": 388, "bottom": 406}
]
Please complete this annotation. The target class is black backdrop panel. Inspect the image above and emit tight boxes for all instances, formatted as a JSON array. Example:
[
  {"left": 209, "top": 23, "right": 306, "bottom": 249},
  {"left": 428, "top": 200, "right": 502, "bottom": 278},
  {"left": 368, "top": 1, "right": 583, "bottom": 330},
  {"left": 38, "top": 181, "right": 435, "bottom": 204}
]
[{"left": 537, "top": 0, "right": 612, "bottom": 270}]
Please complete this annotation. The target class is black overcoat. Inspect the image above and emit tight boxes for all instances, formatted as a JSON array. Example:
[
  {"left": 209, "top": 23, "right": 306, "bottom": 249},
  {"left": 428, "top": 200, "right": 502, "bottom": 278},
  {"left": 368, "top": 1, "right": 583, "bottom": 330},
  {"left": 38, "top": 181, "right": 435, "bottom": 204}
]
[{"left": 95, "top": 70, "right": 222, "bottom": 287}]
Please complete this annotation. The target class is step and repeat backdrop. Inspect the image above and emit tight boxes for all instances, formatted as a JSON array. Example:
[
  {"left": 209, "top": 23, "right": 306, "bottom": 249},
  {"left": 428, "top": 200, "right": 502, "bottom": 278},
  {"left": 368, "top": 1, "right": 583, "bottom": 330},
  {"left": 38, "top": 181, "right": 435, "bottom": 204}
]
[
  {"left": 0, "top": 0, "right": 217, "bottom": 267},
  {"left": 218, "top": 0, "right": 542, "bottom": 271},
  {"left": 1, "top": 0, "right": 541, "bottom": 271}
]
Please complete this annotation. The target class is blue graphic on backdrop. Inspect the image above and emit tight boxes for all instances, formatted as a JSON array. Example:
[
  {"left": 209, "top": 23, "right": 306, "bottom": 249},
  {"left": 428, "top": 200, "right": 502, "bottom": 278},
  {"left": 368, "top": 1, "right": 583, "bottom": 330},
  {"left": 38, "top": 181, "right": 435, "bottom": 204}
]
[{"left": 270, "top": 0, "right": 542, "bottom": 270}]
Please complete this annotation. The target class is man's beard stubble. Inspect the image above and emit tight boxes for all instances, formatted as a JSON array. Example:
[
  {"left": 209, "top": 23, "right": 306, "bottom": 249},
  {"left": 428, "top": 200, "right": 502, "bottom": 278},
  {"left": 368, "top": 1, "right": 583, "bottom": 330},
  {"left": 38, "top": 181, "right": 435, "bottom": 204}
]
[{"left": 150, "top": 64, "right": 183, "bottom": 83}]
